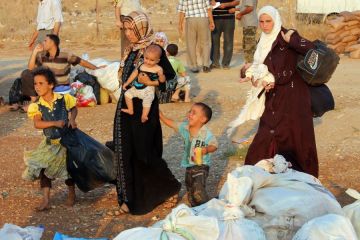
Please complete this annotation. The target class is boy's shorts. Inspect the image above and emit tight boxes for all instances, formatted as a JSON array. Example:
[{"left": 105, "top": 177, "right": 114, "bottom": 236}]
[
  {"left": 125, "top": 86, "right": 155, "bottom": 108},
  {"left": 176, "top": 76, "right": 191, "bottom": 90},
  {"left": 185, "top": 164, "right": 209, "bottom": 207}
]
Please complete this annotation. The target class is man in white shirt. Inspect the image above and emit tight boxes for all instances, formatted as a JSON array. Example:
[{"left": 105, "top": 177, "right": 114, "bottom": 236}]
[
  {"left": 28, "top": 0, "right": 63, "bottom": 50},
  {"left": 178, "top": 0, "right": 215, "bottom": 73},
  {"left": 114, "top": 0, "right": 142, "bottom": 57}
]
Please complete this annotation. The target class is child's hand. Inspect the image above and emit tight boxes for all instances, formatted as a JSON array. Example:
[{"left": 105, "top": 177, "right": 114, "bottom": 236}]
[
  {"left": 201, "top": 147, "right": 208, "bottom": 155},
  {"left": 157, "top": 68, "right": 164, "bottom": 77},
  {"left": 122, "top": 83, "right": 128, "bottom": 90},
  {"left": 55, "top": 120, "right": 65, "bottom": 128},
  {"left": 68, "top": 119, "right": 78, "bottom": 129}
]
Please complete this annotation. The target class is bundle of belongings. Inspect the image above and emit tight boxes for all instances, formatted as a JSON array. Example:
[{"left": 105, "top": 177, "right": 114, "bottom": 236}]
[{"left": 113, "top": 154, "right": 360, "bottom": 240}]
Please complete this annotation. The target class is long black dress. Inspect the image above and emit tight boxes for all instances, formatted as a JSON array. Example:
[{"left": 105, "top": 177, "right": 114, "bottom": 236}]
[{"left": 113, "top": 49, "right": 181, "bottom": 215}]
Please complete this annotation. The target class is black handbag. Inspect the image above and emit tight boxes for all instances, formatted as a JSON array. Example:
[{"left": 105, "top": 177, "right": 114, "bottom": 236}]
[
  {"left": 309, "top": 84, "right": 335, "bottom": 118},
  {"left": 297, "top": 40, "right": 339, "bottom": 86}
]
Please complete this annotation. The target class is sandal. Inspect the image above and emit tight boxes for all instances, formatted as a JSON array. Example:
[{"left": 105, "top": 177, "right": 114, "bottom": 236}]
[
  {"left": 171, "top": 98, "right": 180, "bottom": 103},
  {"left": 163, "top": 194, "right": 179, "bottom": 208}
]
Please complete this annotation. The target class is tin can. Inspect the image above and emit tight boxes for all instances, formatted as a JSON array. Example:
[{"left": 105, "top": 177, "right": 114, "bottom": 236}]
[{"left": 194, "top": 147, "right": 203, "bottom": 165}]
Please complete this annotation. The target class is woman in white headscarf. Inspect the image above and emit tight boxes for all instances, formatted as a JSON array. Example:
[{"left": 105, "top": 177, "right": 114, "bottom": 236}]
[{"left": 241, "top": 6, "right": 319, "bottom": 177}]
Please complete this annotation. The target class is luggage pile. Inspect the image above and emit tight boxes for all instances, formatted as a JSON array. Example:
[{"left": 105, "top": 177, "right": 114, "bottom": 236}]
[
  {"left": 114, "top": 155, "right": 360, "bottom": 240},
  {"left": 325, "top": 11, "right": 360, "bottom": 58}
]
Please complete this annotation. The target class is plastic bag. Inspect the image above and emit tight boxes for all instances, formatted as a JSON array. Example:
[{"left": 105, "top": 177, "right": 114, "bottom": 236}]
[
  {"left": 53, "top": 232, "right": 108, "bottom": 240},
  {"left": 292, "top": 214, "right": 358, "bottom": 240},
  {"left": 0, "top": 223, "right": 43, "bottom": 240},
  {"left": 114, "top": 204, "right": 219, "bottom": 240},
  {"left": 86, "top": 60, "right": 120, "bottom": 92},
  {"left": 75, "top": 72, "right": 100, "bottom": 104},
  {"left": 343, "top": 189, "right": 360, "bottom": 239},
  {"left": 60, "top": 128, "right": 116, "bottom": 192},
  {"left": 70, "top": 81, "right": 97, "bottom": 107}
]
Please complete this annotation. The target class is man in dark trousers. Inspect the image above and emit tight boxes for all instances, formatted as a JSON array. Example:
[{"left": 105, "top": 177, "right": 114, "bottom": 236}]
[{"left": 210, "top": 0, "right": 240, "bottom": 69}]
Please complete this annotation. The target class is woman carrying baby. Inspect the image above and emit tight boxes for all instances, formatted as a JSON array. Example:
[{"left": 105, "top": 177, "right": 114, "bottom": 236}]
[{"left": 240, "top": 6, "right": 319, "bottom": 177}]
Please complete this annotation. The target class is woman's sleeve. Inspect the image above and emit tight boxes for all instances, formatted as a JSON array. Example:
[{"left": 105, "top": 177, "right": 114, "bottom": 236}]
[
  {"left": 27, "top": 103, "right": 41, "bottom": 119},
  {"left": 288, "top": 31, "right": 315, "bottom": 56},
  {"left": 64, "top": 94, "right": 77, "bottom": 110}
]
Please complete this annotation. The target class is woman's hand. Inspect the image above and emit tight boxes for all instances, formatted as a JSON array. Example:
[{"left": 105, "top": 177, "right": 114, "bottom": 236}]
[{"left": 281, "top": 30, "right": 294, "bottom": 43}]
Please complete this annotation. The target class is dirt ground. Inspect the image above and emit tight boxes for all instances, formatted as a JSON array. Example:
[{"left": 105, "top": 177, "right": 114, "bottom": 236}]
[{"left": 0, "top": 41, "right": 359, "bottom": 238}]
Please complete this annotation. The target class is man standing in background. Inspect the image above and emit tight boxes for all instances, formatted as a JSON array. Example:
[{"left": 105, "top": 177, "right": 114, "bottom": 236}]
[
  {"left": 229, "top": 0, "right": 258, "bottom": 63},
  {"left": 28, "top": 0, "right": 63, "bottom": 50},
  {"left": 114, "top": 0, "right": 142, "bottom": 57},
  {"left": 178, "top": 0, "right": 215, "bottom": 73},
  {"left": 210, "top": 0, "right": 239, "bottom": 69}
]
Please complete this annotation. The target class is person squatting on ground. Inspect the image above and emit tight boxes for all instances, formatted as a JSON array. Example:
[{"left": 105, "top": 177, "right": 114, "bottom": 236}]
[
  {"left": 160, "top": 103, "right": 218, "bottom": 206},
  {"left": 22, "top": 67, "right": 78, "bottom": 211},
  {"left": 166, "top": 43, "right": 191, "bottom": 103},
  {"left": 114, "top": 0, "right": 142, "bottom": 57},
  {"left": 28, "top": 0, "right": 63, "bottom": 50},
  {"left": 210, "top": 0, "right": 239, "bottom": 69},
  {"left": 177, "top": 0, "right": 215, "bottom": 73},
  {"left": 121, "top": 44, "right": 166, "bottom": 122},
  {"left": 229, "top": 0, "right": 258, "bottom": 63},
  {"left": 16, "top": 34, "right": 104, "bottom": 112}
]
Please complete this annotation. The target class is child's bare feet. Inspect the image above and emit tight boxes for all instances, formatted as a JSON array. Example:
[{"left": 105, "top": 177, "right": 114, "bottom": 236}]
[
  {"left": 65, "top": 186, "right": 76, "bottom": 207},
  {"left": 121, "top": 108, "right": 134, "bottom": 115},
  {"left": 163, "top": 194, "right": 179, "bottom": 208},
  {"left": 36, "top": 198, "right": 50, "bottom": 211},
  {"left": 141, "top": 115, "right": 148, "bottom": 123}
]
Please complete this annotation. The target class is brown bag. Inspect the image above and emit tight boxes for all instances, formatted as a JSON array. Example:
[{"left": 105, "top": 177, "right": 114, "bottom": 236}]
[
  {"left": 339, "top": 11, "right": 358, "bottom": 22},
  {"left": 346, "top": 20, "right": 360, "bottom": 26},
  {"left": 339, "top": 30, "right": 351, "bottom": 39},
  {"left": 327, "top": 17, "right": 346, "bottom": 31},
  {"left": 346, "top": 43, "right": 360, "bottom": 52},
  {"left": 350, "top": 28, "right": 360, "bottom": 36}
]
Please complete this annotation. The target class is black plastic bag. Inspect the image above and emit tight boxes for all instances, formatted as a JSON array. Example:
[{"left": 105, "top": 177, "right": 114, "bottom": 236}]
[
  {"left": 297, "top": 40, "right": 339, "bottom": 86},
  {"left": 75, "top": 72, "right": 101, "bottom": 104},
  {"left": 60, "top": 128, "right": 116, "bottom": 192},
  {"left": 309, "top": 84, "right": 335, "bottom": 117}
]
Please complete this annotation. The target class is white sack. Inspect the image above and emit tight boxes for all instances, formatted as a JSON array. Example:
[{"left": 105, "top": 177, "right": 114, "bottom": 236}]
[
  {"left": 292, "top": 214, "right": 358, "bottom": 240},
  {"left": 193, "top": 198, "right": 266, "bottom": 240},
  {"left": 343, "top": 189, "right": 360, "bottom": 239},
  {"left": 0, "top": 224, "right": 43, "bottom": 240},
  {"left": 113, "top": 227, "right": 186, "bottom": 240},
  {"left": 85, "top": 58, "right": 120, "bottom": 92}
]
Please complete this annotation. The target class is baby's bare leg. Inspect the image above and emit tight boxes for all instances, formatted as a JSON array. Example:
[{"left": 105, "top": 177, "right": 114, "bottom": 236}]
[
  {"left": 141, "top": 107, "right": 150, "bottom": 123},
  {"left": 121, "top": 96, "right": 134, "bottom": 115}
]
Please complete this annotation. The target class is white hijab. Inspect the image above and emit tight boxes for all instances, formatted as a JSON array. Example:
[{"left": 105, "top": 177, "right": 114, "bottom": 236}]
[{"left": 253, "top": 6, "right": 282, "bottom": 64}]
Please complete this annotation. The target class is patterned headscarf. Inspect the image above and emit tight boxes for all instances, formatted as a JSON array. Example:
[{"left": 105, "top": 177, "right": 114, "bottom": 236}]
[{"left": 121, "top": 11, "right": 154, "bottom": 60}]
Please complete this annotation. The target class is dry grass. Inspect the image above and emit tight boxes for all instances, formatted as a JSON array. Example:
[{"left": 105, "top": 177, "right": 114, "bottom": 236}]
[{"left": 0, "top": 0, "right": 325, "bottom": 45}]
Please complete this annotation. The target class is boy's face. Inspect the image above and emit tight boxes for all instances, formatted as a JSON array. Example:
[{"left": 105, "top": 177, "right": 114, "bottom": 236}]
[
  {"left": 144, "top": 50, "right": 160, "bottom": 67},
  {"left": 187, "top": 105, "right": 207, "bottom": 127},
  {"left": 34, "top": 75, "right": 53, "bottom": 96}
]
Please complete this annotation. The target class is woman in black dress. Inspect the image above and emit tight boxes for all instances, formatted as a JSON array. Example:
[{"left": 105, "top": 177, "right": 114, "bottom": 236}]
[{"left": 112, "top": 11, "right": 181, "bottom": 215}]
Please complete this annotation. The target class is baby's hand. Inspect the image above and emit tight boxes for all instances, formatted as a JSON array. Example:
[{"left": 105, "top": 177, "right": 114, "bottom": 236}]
[{"left": 157, "top": 68, "right": 164, "bottom": 76}]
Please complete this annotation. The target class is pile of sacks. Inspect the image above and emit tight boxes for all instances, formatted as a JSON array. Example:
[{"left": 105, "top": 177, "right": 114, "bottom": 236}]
[
  {"left": 114, "top": 155, "right": 360, "bottom": 240},
  {"left": 325, "top": 11, "right": 360, "bottom": 58}
]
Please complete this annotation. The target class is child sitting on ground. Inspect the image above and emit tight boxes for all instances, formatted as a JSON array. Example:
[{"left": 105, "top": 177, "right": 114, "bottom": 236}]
[
  {"left": 122, "top": 44, "right": 165, "bottom": 122},
  {"left": 166, "top": 43, "right": 191, "bottom": 103},
  {"left": 22, "top": 67, "right": 78, "bottom": 211},
  {"left": 160, "top": 102, "right": 218, "bottom": 206}
]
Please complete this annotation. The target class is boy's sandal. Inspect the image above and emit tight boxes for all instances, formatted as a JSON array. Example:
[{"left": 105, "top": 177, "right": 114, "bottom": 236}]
[{"left": 171, "top": 98, "right": 180, "bottom": 103}]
